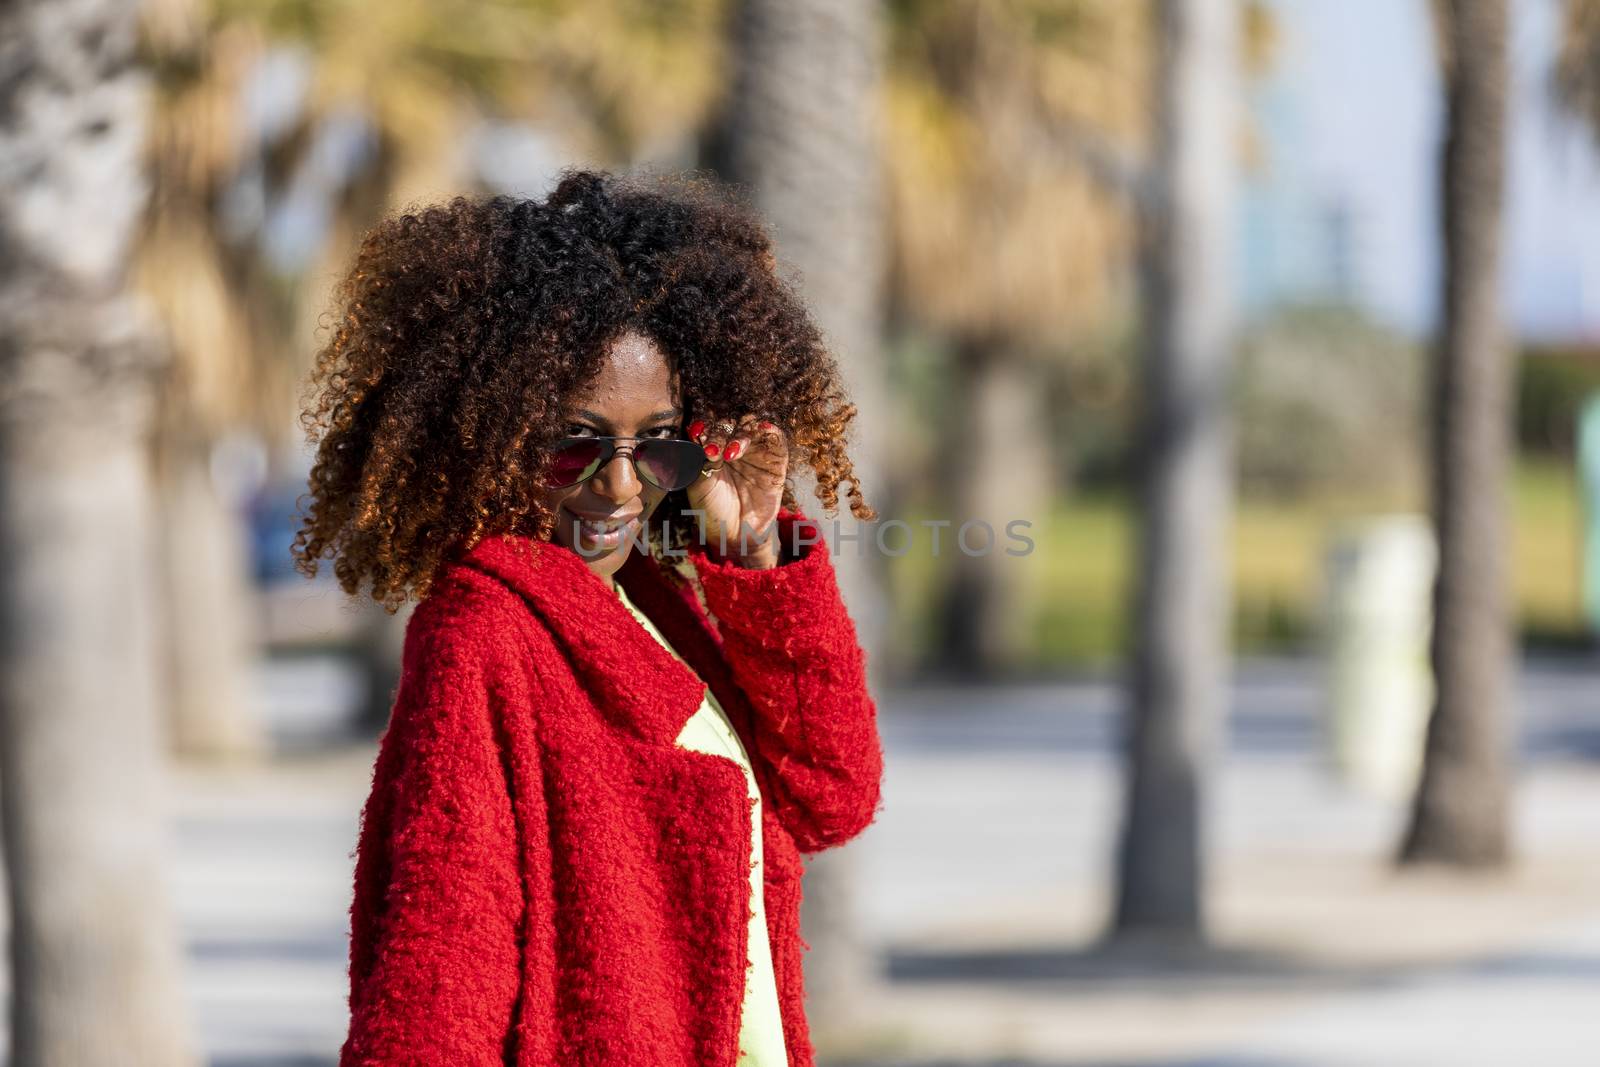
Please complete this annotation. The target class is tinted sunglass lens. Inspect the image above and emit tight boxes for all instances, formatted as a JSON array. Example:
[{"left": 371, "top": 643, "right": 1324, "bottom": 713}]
[
  {"left": 548, "top": 439, "right": 608, "bottom": 487},
  {"left": 636, "top": 439, "right": 707, "bottom": 491}
]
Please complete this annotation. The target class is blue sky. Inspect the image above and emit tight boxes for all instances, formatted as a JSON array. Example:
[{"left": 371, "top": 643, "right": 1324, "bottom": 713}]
[{"left": 1245, "top": 0, "right": 1600, "bottom": 343}]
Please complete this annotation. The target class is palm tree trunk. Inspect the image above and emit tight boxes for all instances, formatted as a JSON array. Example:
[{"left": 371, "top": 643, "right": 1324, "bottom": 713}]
[
  {"left": 933, "top": 333, "right": 1042, "bottom": 677},
  {"left": 1400, "top": 0, "right": 1513, "bottom": 869},
  {"left": 711, "top": 0, "right": 888, "bottom": 1037},
  {"left": 0, "top": 0, "right": 201, "bottom": 1062},
  {"left": 154, "top": 421, "right": 267, "bottom": 762},
  {"left": 1113, "top": 0, "right": 1238, "bottom": 942}
]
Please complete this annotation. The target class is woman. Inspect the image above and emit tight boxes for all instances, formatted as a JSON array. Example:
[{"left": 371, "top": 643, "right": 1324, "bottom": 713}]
[{"left": 293, "top": 169, "right": 884, "bottom": 1067}]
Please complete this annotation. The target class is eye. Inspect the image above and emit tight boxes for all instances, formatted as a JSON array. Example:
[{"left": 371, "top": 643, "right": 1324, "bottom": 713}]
[
  {"left": 647, "top": 425, "right": 681, "bottom": 439},
  {"left": 565, "top": 423, "right": 597, "bottom": 437}
]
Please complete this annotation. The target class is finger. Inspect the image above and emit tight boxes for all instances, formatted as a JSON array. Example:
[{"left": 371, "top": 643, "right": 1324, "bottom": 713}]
[
  {"left": 724, "top": 432, "right": 751, "bottom": 462},
  {"left": 742, "top": 421, "right": 787, "bottom": 468},
  {"left": 691, "top": 454, "right": 723, "bottom": 489},
  {"left": 733, "top": 413, "right": 781, "bottom": 455},
  {"left": 687, "top": 417, "right": 733, "bottom": 442},
  {"left": 700, "top": 416, "right": 739, "bottom": 460},
  {"left": 690, "top": 418, "right": 721, "bottom": 459}
]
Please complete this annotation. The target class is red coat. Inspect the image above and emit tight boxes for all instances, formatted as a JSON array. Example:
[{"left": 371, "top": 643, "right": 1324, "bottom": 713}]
[{"left": 339, "top": 508, "right": 884, "bottom": 1066}]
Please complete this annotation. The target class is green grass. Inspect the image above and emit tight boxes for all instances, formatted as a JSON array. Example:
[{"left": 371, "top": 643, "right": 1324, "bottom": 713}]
[
  {"left": 888, "top": 458, "right": 1588, "bottom": 668},
  {"left": 1514, "top": 458, "right": 1584, "bottom": 639}
]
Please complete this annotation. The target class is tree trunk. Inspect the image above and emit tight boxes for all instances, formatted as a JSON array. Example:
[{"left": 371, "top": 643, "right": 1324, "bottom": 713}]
[
  {"left": 0, "top": 0, "right": 201, "bottom": 1062},
  {"left": 1400, "top": 0, "right": 1513, "bottom": 869},
  {"left": 933, "top": 334, "right": 1047, "bottom": 677},
  {"left": 153, "top": 422, "right": 267, "bottom": 762},
  {"left": 1113, "top": 0, "right": 1238, "bottom": 942},
  {"left": 710, "top": 0, "right": 888, "bottom": 1038}
]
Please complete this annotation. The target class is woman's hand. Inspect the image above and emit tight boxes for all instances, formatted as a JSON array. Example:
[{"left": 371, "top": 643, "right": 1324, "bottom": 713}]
[{"left": 683, "top": 414, "right": 789, "bottom": 569}]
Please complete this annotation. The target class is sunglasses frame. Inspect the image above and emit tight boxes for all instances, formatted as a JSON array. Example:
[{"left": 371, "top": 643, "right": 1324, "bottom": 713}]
[{"left": 544, "top": 434, "right": 710, "bottom": 492}]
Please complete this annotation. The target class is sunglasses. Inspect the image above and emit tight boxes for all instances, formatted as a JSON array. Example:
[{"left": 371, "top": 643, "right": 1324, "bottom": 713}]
[{"left": 545, "top": 435, "right": 709, "bottom": 492}]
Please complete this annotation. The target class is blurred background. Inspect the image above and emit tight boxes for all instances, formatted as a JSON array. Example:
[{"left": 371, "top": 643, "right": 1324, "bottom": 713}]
[{"left": 0, "top": 0, "right": 1597, "bottom": 1064}]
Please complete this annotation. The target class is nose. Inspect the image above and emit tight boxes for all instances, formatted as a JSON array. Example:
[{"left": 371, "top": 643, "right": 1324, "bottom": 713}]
[{"left": 589, "top": 444, "right": 642, "bottom": 502}]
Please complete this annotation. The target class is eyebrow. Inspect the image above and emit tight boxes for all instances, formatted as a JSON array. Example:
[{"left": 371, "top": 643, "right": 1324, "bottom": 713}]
[{"left": 571, "top": 407, "right": 683, "bottom": 430}]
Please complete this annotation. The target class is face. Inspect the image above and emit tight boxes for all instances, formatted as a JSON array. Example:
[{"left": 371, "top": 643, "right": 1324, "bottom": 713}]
[{"left": 537, "top": 330, "right": 684, "bottom": 586}]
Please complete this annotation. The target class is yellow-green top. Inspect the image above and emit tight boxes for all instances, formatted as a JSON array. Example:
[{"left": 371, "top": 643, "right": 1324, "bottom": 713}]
[{"left": 614, "top": 581, "right": 789, "bottom": 1067}]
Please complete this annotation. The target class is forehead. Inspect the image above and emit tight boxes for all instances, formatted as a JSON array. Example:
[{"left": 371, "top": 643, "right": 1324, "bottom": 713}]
[{"left": 568, "top": 331, "right": 680, "bottom": 417}]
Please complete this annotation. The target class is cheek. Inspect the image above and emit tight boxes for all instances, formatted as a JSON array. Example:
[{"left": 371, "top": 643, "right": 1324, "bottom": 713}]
[{"left": 537, "top": 486, "right": 581, "bottom": 526}]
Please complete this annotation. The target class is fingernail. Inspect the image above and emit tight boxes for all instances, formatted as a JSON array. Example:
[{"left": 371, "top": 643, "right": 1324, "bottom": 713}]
[
  {"left": 725, "top": 441, "right": 743, "bottom": 460},
  {"left": 687, "top": 419, "right": 706, "bottom": 439},
  {"left": 758, "top": 421, "right": 776, "bottom": 433},
  {"left": 704, "top": 443, "right": 720, "bottom": 459}
]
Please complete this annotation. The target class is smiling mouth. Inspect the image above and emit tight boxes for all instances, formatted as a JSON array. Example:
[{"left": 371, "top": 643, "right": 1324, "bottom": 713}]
[{"left": 566, "top": 509, "right": 641, "bottom": 548}]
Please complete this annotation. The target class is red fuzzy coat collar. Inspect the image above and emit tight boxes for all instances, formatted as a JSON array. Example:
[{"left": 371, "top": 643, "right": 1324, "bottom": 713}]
[{"left": 453, "top": 515, "right": 720, "bottom": 749}]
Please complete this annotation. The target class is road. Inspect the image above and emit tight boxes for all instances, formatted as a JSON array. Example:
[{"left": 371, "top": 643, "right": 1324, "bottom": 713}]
[{"left": 153, "top": 654, "right": 1600, "bottom": 1065}]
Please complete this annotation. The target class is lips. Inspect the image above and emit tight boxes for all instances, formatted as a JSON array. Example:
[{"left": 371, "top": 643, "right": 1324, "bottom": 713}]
[
  {"left": 567, "top": 510, "right": 639, "bottom": 531},
  {"left": 566, "top": 508, "right": 641, "bottom": 548}
]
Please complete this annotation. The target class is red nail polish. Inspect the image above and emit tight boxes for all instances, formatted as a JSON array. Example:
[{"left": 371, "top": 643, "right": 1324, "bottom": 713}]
[
  {"left": 705, "top": 443, "right": 720, "bottom": 459},
  {"left": 725, "top": 441, "right": 742, "bottom": 460},
  {"left": 759, "top": 421, "right": 776, "bottom": 432},
  {"left": 687, "top": 419, "right": 706, "bottom": 439}
]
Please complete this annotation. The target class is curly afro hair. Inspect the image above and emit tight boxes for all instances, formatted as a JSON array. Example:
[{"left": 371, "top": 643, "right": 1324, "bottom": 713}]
[{"left": 293, "top": 168, "right": 875, "bottom": 610}]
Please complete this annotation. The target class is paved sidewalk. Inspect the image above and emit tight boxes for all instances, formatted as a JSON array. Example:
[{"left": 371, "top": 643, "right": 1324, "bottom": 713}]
[
  {"left": 824, "top": 657, "right": 1600, "bottom": 1065},
  {"left": 166, "top": 654, "right": 1600, "bottom": 1066}
]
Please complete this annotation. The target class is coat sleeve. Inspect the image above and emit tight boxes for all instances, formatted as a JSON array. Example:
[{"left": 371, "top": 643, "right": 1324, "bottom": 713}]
[
  {"left": 686, "top": 507, "right": 885, "bottom": 854},
  {"left": 340, "top": 605, "right": 524, "bottom": 1066}
]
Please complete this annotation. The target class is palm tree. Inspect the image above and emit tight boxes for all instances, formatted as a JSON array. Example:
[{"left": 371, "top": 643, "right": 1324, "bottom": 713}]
[
  {"left": 136, "top": 0, "right": 733, "bottom": 750},
  {"left": 706, "top": 0, "right": 889, "bottom": 1037},
  {"left": 1113, "top": 0, "right": 1239, "bottom": 941},
  {"left": 883, "top": 0, "right": 1149, "bottom": 675},
  {"left": 0, "top": 0, "right": 201, "bottom": 1061},
  {"left": 881, "top": 2, "right": 1276, "bottom": 677},
  {"left": 1554, "top": 0, "right": 1600, "bottom": 132},
  {"left": 1400, "top": 0, "right": 1513, "bottom": 869}
]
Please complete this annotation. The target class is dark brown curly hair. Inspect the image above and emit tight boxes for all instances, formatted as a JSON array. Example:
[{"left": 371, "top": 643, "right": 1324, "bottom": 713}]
[{"left": 293, "top": 168, "right": 874, "bottom": 610}]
